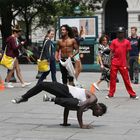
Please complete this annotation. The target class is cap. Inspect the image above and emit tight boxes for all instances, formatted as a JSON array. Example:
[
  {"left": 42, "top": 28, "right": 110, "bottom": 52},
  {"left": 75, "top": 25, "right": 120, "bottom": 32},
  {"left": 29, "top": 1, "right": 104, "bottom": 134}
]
[{"left": 117, "top": 27, "right": 125, "bottom": 33}]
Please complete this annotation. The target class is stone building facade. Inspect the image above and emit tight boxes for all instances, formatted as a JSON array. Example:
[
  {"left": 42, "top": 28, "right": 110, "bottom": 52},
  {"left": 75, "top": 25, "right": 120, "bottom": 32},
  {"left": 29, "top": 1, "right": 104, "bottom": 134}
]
[{"left": 95, "top": 0, "right": 140, "bottom": 39}]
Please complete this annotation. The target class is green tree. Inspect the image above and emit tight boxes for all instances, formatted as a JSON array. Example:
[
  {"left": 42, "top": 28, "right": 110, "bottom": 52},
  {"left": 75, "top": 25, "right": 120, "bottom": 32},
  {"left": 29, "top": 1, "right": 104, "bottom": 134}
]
[
  {"left": 36, "top": 0, "right": 103, "bottom": 27},
  {"left": 0, "top": 0, "right": 102, "bottom": 46},
  {"left": 36, "top": 0, "right": 103, "bottom": 40},
  {"left": 15, "top": 0, "right": 39, "bottom": 45},
  {"left": 0, "top": 0, "right": 26, "bottom": 47},
  {"left": 0, "top": 0, "right": 13, "bottom": 47}
]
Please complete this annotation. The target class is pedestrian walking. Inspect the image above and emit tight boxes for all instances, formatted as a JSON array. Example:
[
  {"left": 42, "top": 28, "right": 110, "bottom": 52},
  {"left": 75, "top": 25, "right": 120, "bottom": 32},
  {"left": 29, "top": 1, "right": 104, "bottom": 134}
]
[
  {"left": 71, "top": 27, "right": 84, "bottom": 81},
  {"left": 5, "top": 25, "right": 31, "bottom": 88},
  {"left": 37, "top": 29, "right": 57, "bottom": 84},
  {"left": 93, "top": 35, "right": 110, "bottom": 90},
  {"left": 55, "top": 24, "right": 79, "bottom": 85}
]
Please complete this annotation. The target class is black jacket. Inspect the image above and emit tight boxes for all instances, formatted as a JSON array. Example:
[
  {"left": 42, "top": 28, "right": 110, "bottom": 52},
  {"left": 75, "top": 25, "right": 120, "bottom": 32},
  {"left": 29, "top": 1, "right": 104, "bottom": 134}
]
[{"left": 41, "top": 39, "right": 55, "bottom": 61}]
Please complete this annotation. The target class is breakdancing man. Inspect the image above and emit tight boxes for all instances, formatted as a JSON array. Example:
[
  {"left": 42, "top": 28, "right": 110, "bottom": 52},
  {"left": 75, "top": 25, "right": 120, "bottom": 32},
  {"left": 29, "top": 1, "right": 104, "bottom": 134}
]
[{"left": 11, "top": 82, "right": 107, "bottom": 129}]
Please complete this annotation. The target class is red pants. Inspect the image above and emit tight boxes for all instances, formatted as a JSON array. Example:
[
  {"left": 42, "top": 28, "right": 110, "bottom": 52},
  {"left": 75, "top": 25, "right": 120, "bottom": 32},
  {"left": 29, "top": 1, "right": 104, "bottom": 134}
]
[{"left": 109, "top": 65, "right": 136, "bottom": 97}]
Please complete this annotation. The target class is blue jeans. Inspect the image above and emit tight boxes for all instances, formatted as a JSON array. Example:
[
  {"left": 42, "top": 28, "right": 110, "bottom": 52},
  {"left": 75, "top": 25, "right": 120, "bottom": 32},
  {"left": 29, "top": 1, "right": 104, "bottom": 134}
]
[{"left": 37, "top": 59, "right": 57, "bottom": 84}]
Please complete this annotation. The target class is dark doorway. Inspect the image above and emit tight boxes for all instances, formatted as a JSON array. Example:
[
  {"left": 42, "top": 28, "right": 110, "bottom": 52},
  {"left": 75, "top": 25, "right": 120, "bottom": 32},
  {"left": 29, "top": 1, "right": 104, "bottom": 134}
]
[{"left": 105, "top": 0, "right": 128, "bottom": 40}]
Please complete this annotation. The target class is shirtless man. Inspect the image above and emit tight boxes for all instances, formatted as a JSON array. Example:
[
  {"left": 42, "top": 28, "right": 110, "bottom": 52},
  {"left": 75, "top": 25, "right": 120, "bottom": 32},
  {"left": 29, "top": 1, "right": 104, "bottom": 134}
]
[{"left": 55, "top": 24, "right": 79, "bottom": 85}]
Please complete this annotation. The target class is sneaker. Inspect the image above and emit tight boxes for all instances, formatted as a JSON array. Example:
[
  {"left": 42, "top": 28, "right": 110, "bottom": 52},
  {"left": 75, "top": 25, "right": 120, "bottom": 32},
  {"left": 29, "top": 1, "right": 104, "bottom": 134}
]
[
  {"left": 11, "top": 97, "right": 28, "bottom": 104},
  {"left": 21, "top": 82, "right": 31, "bottom": 88},
  {"left": 130, "top": 95, "right": 139, "bottom": 100},
  {"left": 116, "top": 78, "right": 119, "bottom": 83},
  {"left": 5, "top": 82, "right": 14, "bottom": 88},
  {"left": 93, "top": 83, "right": 100, "bottom": 90},
  {"left": 105, "top": 95, "right": 113, "bottom": 99},
  {"left": 43, "top": 94, "right": 50, "bottom": 102},
  {"left": 43, "top": 94, "right": 55, "bottom": 102}
]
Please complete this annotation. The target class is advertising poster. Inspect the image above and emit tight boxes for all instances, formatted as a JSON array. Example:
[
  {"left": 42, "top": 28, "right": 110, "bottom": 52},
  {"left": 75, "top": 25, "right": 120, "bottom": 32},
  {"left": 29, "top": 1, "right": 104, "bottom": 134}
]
[{"left": 59, "top": 17, "right": 98, "bottom": 38}]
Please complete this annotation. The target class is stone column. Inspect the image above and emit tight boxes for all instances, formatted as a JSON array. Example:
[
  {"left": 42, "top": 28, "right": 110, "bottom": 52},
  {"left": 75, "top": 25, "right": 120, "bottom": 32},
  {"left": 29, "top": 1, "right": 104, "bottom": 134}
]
[
  {"left": 127, "top": 0, "right": 140, "bottom": 35},
  {"left": 95, "top": 9, "right": 104, "bottom": 37}
]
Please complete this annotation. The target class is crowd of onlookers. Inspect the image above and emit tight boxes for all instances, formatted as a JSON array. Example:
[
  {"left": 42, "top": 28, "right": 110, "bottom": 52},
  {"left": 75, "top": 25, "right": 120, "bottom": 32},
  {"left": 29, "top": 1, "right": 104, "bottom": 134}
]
[{"left": 0, "top": 25, "right": 140, "bottom": 100}]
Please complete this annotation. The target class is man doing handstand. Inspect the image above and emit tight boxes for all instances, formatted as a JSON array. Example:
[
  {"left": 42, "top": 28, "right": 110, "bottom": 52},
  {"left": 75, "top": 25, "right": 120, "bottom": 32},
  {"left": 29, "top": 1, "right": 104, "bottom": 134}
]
[{"left": 11, "top": 82, "right": 107, "bottom": 129}]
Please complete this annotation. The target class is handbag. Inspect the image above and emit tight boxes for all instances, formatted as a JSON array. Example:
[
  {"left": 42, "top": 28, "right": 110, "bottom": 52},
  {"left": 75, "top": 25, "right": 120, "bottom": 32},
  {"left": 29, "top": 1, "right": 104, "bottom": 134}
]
[
  {"left": 37, "top": 40, "right": 50, "bottom": 72},
  {"left": 0, "top": 46, "right": 16, "bottom": 70},
  {"left": 138, "top": 54, "right": 140, "bottom": 64},
  {"left": 37, "top": 59, "right": 50, "bottom": 72}
]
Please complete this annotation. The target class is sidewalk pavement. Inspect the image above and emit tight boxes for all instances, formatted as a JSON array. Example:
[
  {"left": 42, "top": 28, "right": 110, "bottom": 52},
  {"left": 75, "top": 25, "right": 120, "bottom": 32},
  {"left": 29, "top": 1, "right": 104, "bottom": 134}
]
[{"left": 0, "top": 65, "right": 140, "bottom": 140}]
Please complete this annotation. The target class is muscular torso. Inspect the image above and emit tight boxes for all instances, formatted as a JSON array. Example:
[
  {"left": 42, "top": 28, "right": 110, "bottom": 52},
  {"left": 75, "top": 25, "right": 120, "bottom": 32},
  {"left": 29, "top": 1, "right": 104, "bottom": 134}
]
[{"left": 58, "top": 38, "right": 76, "bottom": 58}]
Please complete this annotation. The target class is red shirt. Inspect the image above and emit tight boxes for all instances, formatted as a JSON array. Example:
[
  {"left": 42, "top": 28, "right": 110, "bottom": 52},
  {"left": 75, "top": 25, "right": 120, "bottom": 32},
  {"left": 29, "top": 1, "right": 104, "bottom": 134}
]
[{"left": 110, "top": 38, "right": 131, "bottom": 67}]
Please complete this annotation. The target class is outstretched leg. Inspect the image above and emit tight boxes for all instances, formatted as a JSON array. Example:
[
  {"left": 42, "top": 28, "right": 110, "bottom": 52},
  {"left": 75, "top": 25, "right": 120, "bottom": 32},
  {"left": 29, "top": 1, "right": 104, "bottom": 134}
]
[{"left": 11, "top": 82, "right": 73, "bottom": 104}]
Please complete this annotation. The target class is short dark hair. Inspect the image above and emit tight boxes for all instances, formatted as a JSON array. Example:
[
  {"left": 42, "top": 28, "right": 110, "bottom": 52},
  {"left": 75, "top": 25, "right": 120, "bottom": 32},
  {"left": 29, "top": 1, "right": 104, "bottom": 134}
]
[
  {"left": 98, "top": 103, "right": 107, "bottom": 114},
  {"left": 60, "top": 24, "right": 74, "bottom": 38},
  {"left": 131, "top": 26, "right": 137, "bottom": 31}
]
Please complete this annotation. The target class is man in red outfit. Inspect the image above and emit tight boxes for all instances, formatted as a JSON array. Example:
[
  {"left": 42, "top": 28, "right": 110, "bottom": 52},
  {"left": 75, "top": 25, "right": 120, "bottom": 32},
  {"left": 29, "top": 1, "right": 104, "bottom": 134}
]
[{"left": 106, "top": 27, "right": 139, "bottom": 99}]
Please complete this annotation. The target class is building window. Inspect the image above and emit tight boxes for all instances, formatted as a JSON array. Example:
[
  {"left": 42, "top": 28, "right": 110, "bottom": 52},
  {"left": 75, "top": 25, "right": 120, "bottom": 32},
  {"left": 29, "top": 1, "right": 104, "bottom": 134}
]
[{"left": 138, "top": 15, "right": 140, "bottom": 21}]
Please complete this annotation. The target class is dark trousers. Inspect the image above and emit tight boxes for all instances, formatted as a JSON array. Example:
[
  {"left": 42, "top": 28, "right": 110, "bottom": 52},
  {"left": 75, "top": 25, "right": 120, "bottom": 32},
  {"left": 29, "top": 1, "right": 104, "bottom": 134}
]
[
  {"left": 55, "top": 98, "right": 79, "bottom": 110},
  {"left": 59, "top": 59, "right": 74, "bottom": 84},
  {"left": 129, "top": 56, "right": 139, "bottom": 83},
  {"left": 37, "top": 60, "right": 57, "bottom": 84},
  {"left": 22, "top": 82, "right": 79, "bottom": 108}
]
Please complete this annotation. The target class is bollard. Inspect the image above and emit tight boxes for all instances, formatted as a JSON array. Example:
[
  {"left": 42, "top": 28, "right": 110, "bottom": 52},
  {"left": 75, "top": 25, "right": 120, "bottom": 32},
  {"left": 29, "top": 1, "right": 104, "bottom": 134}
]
[
  {"left": 0, "top": 80, "right": 5, "bottom": 91},
  {"left": 90, "top": 84, "right": 95, "bottom": 94}
]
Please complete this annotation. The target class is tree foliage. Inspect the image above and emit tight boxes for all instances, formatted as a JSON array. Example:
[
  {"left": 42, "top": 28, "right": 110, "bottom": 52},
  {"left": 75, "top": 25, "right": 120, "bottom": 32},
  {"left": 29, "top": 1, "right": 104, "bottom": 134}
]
[
  {"left": 0, "top": 0, "right": 103, "bottom": 45},
  {"left": 36, "top": 0, "right": 103, "bottom": 28}
]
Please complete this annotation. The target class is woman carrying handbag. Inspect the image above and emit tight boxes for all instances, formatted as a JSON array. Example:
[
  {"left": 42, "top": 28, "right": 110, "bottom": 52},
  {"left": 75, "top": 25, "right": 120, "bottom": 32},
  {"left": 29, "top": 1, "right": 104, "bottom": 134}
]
[
  {"left": 5, "top": 25, "right": 31, "bottom": 88},
  {"left": 37, "top": 29, "right": 57, "bottom": 84}
]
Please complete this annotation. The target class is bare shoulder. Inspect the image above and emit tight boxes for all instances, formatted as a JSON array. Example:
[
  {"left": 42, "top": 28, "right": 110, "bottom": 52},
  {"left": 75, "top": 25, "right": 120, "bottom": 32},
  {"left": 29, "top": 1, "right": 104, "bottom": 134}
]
[
  {"left": 58, "top": 39, "right": 62, "bottom": 44},
  {"left": 71, "top": 38, "right": 76, "bottom": 42}
]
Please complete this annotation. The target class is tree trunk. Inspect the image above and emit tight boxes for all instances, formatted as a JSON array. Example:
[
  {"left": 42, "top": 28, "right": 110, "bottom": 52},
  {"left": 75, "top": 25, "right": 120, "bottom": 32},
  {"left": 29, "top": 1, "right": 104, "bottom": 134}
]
[
  {"left": 0, "top": 6, "right": 13, "bottom": 50},
  {"left": 25, "top": 20, "right": 32, "bottom": 46}
]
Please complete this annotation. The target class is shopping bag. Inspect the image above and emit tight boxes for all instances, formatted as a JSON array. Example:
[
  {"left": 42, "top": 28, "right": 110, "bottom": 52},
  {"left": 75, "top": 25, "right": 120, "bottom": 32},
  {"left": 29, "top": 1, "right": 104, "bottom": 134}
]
[
  {"left": 60, "top": 57, "right": 75, "bottom": 77},
  {"left": 60, "top": 57, "right": 80, "bottom": 85},
  {"left": 0, "top": 53, "right": 16, "bottom": 70},
  {"left": 37, "top": 59, "right": 50, "bottom": 72}
]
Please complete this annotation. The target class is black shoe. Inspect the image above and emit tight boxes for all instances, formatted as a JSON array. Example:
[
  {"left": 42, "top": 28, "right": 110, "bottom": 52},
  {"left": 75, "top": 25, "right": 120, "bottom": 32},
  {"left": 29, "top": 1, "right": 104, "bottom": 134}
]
[
  {"left": 11, "top": 97, "right": 28, "bottom": 104},
  {"left": 116, "top": 78, "right": 119, "bottom": 83},
  {"left": 130, "top": 95, "right": 139, "bottom": 100},
  {"left": 133, "top": 81, "right": 138, "bottom": 84},
  {"left": 60, "top": 123, "right": 71, "bottom": 126},
  {"left": 5, "top": 77, "right": 17, "bottom": 83},
  {"left": 9, "top": 77, "right": 17, "bottom": 83},
  {"left": 43, "top": 94, "right": 55, "bottom": 102}
]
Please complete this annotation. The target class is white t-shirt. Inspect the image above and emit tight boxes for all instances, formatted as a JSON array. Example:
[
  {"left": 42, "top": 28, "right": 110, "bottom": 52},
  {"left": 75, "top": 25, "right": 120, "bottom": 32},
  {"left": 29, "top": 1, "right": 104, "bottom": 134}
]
[{"left": 68, "top": 85, "right": 86, "bottom": 101}]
